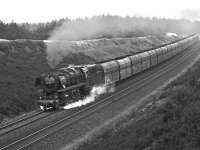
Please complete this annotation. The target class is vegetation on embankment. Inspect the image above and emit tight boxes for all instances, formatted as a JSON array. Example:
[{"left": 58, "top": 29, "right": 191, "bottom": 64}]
[
  {"left": 47, "top": 35, "right": 177, "bottom": 68},
  {"left": 0, "top": 35, "right": 177, "bottom": 123},
  {"left": 0, "top": 40, "right": 49, "bottom": 121},
  {"left": 76, "top": 56, "right": 200, "bottom": 150}
]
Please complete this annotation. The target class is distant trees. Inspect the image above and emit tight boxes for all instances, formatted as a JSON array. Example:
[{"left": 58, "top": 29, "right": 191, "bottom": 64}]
[
  {"left": 0, "top": 19, "right": 65, "bottom": 40},
  {"left": 0, "top": 16, "right": 200, "bottom": 40}
]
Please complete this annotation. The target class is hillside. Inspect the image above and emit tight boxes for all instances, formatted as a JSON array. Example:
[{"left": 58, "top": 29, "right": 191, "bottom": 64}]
[
  {"left": 76, "top": 50, "right": 200, "bottom": 150},
  {"left": 0, "top": 35, "right": 178, "bottom": 122},
  {"left": 0, "top": 40, "right": 49, "bottom": 122}
]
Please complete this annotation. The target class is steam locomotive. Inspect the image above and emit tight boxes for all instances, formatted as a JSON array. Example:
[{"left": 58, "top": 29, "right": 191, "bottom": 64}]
[{"left": 35, "top": 34, "right": 199, "bottom": 110}]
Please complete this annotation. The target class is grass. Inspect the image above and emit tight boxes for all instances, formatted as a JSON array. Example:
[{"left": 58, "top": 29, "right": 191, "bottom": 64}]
[{"left": 73, "top": 54, "right": 200, "bottom": 150}]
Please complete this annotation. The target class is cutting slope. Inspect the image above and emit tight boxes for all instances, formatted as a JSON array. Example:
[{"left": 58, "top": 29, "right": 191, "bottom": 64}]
[{"left": 47, "top": 35, "right": 178, "bottom": 67}]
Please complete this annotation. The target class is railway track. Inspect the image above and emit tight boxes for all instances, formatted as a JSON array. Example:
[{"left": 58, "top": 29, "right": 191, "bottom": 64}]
[
  {"left": 0, "top": 110, "right": 54, "bottom": 137},
  {"left": 1, "top": 44, "right": 199, "bottom": 150},
  {"left": 0, "top": 110, "right": 41, "bottom": 129}
]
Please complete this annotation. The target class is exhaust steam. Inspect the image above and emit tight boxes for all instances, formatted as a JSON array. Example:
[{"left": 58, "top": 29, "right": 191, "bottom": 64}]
[{"left": 64, "top": 84, "right": 115, "bottom": 109}]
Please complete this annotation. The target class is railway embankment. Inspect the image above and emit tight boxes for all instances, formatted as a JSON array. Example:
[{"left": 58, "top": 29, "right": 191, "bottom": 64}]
[
  {"left": 75, "top": 51, "right": 200, "bottom": 150},
  {"left": 0, "top": 35, "right": 178, "bottom": 123}
]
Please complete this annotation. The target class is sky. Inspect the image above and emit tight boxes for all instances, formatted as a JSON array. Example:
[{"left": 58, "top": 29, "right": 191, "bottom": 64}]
[{"left": 1, "top": 0, "right": 200, "bottom": 23}]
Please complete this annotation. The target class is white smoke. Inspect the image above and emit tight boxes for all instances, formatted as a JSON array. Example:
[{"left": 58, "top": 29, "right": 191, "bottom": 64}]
[
  {"left": 64, "top": 84, "right": 115, "bottom": 109},
  {"left": 45, "top": 15, "right": 150, "bottom": 68},
  {"left": 46, "top": 15, "right": 179, "bottom": 68},
  {"left": 166, "top": 32, "right": 178, "bottom": 37},
  {"left": 45, "top": 41, "right": 72, "bottom": 68}
]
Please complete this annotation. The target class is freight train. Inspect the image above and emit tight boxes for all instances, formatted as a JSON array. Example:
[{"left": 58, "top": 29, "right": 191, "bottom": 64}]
[{"left": 35, "top": 34, "right": 199, "bottom": 110}]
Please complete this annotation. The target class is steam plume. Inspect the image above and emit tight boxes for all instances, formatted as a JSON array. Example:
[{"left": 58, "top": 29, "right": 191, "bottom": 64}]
[
  {"left": 46, "top": 15, "right": 181, "bottom": 68},
  {"left": 45, "top": 15, "right": 153, "bottom": 68},
  {"left": 64, "top": 84, "right": 115, "bottom": 109}
]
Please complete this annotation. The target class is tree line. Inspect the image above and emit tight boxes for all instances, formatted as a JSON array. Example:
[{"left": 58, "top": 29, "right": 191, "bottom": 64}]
[
  {"left": 0, "top": 19, "right": 65, "bottom": 40},
  {"left": 0, "top": 16, "right": 200, "bottom": 40}
]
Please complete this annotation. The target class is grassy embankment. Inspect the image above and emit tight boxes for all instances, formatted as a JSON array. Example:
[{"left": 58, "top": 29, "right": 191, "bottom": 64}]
[
  {"left": 0, "top": 35, "right": 177, "bottom": 123},
  {"left": 75, "top": 54, "right": 200, "bottom": 150}
]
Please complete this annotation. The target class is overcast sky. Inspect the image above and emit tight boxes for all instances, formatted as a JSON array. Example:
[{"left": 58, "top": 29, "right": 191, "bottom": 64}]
[{"left": 1, "top": 0, "right": 200, "bottom": 23}]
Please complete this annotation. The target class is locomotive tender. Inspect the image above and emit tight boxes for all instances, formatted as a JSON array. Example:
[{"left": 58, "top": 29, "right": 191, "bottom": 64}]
[{"left": 35, "top": 34, "right": 199, "bottom": 110}]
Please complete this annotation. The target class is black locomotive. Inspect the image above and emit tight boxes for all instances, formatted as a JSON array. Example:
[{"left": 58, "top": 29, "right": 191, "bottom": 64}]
[{"left": 35, "top": 65, "right": 105, "bottom": 110}]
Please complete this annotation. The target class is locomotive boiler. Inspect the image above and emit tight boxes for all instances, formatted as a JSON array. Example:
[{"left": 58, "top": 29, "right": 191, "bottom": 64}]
[{"left": 35, "top": 34, "right": 199, "bottom": 110}]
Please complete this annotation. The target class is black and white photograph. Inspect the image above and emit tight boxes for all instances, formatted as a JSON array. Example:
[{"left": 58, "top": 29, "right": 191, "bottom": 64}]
[{"left": 0, "top": 0, "right": 200, "bottom": 149}]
